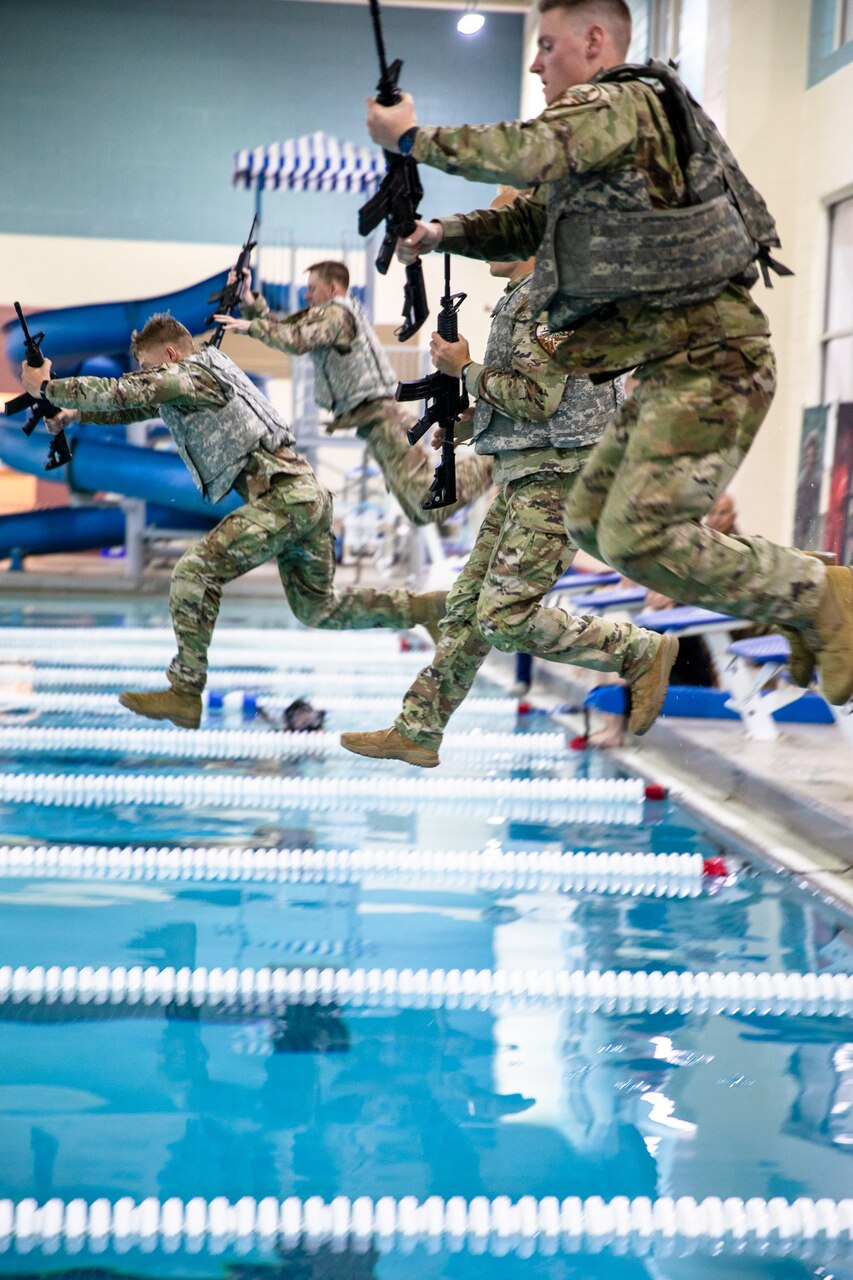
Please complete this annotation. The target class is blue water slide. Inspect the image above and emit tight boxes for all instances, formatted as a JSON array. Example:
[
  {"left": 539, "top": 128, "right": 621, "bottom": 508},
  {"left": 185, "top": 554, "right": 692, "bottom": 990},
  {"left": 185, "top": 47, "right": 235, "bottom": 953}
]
[
  {"left": 3, "top": 271, "right": 229, "bottom": 373},
  {"left": 0, "top": 502, "right": 216, "bottom": 563},
  {"left": 0, "top": 418, "right": 240, "bottom": 562},
  {"left": 0, "top": 269, "right": 265, "bottom": 559},
  {"left": 0, "top": 419, "right": 240, "bottom": 519}
]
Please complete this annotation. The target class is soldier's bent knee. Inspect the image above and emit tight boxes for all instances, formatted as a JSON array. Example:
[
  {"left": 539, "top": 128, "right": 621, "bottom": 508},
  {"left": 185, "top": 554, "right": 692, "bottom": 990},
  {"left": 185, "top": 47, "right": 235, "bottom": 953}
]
[
  {"left": 476, "top": 606, "right": 530, "bottom": 653},
  {"left": 287, "top": 595, "right": 329, "bottom": 629}
]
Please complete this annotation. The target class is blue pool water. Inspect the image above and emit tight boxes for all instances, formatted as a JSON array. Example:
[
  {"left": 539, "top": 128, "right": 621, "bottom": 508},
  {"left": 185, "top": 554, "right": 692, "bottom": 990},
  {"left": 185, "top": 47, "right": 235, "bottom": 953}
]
[{"left": 0, "top": 596, "right": 850, "bottom": 1280}]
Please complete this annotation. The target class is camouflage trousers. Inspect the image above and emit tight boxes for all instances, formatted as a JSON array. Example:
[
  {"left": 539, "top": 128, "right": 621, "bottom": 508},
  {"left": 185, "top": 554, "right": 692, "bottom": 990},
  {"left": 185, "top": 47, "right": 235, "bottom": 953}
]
[
  {"left": 361, "top": 402, "right": 494, "bottom": 525},
  {"left": 395, "top": 462, "right": 658, "bottom": 749},
  {"left": 565, "top": 338, "right": 826, "bottom": 626},
  {"left": 168, "top": 470, "right": 413, "bottom": 693}
]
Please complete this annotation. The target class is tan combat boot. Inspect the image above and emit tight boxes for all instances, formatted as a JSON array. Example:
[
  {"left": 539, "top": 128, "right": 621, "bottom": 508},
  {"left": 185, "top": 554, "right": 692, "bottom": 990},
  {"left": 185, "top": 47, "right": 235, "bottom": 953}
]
[
  {"left": 777, "top": 628, "right": 815, "bottom": 688},
  {"left": 119, "top": 687, "right": 202, "bottom": 729},
  {"left": 626, "top": 633, "right": 679, "bottom": 735},
  {"left": 812, "top": 565, "right": 853, "bottom": 705},
  {"left": 340, "top": 725, "right": 440, "bottom": 768},
  {"left": 409, "top": 591, "right": 448, "bottom": 644},
  {"left": 778, "top": 551, "right": 835, "bottom": 687}
]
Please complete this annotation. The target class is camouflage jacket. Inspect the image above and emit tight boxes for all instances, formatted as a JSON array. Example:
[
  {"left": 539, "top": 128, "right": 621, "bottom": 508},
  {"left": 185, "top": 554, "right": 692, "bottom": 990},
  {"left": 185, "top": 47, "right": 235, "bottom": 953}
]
[
  {"left": 471, "top": 273, "right": 616, "bottom": 455},
  {"left": 242, "top": 293, "right": 357, "bottom": 354},
  {"left": 46, "top": 362, "right": 228, "bottom": 425},
  {"left": 243, "top": 293, "right": 398, "bottom": 419},
  {"left": 413, "top": 81, "right": 770, "bottom": 375},
  {"left": 46, "top": 353, "right": 302, "bottom": 502},
  {"left": 466, "top": 274, "right": 566, "bottom": 429}
]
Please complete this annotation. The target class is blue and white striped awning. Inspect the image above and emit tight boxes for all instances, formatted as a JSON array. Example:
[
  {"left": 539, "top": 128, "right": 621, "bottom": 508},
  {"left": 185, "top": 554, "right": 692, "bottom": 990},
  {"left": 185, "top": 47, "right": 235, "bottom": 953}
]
[{"left": 233, "top": 132, "right": 384, "bottom": 193}]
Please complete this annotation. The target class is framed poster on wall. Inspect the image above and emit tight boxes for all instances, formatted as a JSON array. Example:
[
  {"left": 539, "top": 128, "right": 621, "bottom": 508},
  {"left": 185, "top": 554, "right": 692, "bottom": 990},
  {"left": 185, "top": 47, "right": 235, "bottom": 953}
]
[
  {"left": 793, "top": 406, "right": 828, "bottom": 550},
  {"left": 824, "top": 402, "right": 853, "bottom": 562}
]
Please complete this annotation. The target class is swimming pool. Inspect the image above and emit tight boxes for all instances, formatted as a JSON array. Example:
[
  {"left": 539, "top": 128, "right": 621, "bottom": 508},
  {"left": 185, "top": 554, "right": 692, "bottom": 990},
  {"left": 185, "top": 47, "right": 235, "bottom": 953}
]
[{"left": 0, "top": 596, "right": 850, "bottom": 1279}]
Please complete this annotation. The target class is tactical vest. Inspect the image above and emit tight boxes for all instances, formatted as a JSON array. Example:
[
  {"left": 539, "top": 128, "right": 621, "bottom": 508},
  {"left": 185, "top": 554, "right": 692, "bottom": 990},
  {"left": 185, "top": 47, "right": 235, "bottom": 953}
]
[
  {"left": 527, "top": 60, "right": 791, "bottom": 330},
  {"left": 310, "top": 295, "right": 398, "bottom": 417},
  {"left": 158, "top": 345, "right": 294, "bottom": 503},
  {"left": 472, "top": 277, "right": 620, "bottom": 455}
]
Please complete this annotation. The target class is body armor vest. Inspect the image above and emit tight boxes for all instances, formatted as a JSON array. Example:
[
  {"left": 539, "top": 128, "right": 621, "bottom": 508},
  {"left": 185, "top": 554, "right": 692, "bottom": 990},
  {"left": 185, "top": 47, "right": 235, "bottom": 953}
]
[
  {"left": 527, "top": 60, "right": 790, "bottom": 330},
  {"left": 473, "top": 278, "right": 620, "bottom": 455},
  {"left": 159, "top": 345, "right": 293, "bottom": 503},
  {"left": 310, "top": 295, "right": 398, "bottom": 417}
]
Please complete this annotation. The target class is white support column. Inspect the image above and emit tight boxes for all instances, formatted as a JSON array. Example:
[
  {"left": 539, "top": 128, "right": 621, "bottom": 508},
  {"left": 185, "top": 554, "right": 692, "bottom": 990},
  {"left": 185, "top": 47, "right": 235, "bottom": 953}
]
[{"left": 123, "top": 419, "right": 148, "bottom": 579}]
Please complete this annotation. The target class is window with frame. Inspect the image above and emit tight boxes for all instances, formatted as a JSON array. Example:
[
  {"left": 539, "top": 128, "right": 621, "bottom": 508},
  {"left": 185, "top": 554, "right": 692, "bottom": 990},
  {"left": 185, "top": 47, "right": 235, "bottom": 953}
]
[
  {"left": 822, "top": 196, "right": 853, "bottom": 404},
  {"left": 626, "top": 0, "right": 682, "bottom": 62},
  {"left": 838, "top": 0, "right": 853, "bottom": 46}
]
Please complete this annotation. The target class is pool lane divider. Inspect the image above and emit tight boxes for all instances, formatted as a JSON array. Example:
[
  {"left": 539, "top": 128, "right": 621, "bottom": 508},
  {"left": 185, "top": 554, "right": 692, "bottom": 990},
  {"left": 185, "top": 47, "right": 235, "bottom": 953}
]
[
  {"left": 1, "top": 962, "right": 850, "bottom": 1017},
  {"left": 0, "top": 1193, "right": 850, "bottom": 1259},
  {"left": 0, "top": 627, "right": 416, "bottom": 649},
  {"left": 0, "top": 643, "right": 428, "bottom": 670},
  {"left": 0, "top": 666, "right": 438, "bottom": 693},
  {"left": 0, "top": 691, "right": 519, "bottom": 719},
  {"left": 0, "top": 772, "right": 647, "bottom": 819},
  {"left": 0, "top": 725, "right": 571, "bottom": 763},
  {"left": 0, "top": 844, "right": 713, "bottom": 897}
]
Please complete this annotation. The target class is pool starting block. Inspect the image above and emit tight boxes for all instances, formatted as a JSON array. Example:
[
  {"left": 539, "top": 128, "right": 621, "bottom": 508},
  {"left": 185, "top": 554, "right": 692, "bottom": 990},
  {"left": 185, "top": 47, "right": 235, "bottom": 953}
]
[
  {"left": 585, "top": 681, "right": 835, "bottom": 726},
  {"left": 723, "top": 633, "right": 853, "bottom": 742},
  {"left": 566, "top": 586, "right": 648, "bottom": 614}
]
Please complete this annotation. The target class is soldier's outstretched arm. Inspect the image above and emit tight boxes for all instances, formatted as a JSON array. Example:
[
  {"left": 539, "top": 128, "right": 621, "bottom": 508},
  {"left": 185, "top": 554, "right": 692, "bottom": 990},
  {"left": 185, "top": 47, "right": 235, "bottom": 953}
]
[
  {"left": 396, "top": 195, "right": 545, "bottom": 267},
  {"left": 234, "top": 304, "right": 357, "bottom": 357},
  {"left": 368, "top": 84, "right": 639, "bottom": 188},
  {"left": 440, "top": 193, "right": 547, "bottom": 263},
  {"left": 37, "top": 366, "right": 226, "bottom": 422}
]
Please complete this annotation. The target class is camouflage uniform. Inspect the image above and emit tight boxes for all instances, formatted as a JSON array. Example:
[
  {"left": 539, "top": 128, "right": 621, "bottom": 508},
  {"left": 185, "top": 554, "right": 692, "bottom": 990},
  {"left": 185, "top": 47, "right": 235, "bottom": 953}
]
[
  {"left": 242, "top": 294, "right": 494, "bottom": 525},
  {"left": 408, "top": 81, "right": 826, "bottom": 628},
  {"left": 47, "top": 359, "right": 418, "bottom": 692},
  {"left": 389, "top": 276, "right": 657, "bottom": 751}
]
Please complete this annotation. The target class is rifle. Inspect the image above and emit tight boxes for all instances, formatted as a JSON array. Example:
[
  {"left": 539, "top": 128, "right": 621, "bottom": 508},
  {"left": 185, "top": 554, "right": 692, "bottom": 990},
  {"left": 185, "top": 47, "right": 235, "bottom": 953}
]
[
  {"left": 205, "top": 212, "right": 259, "bottom": 348},
  {"left": 396, "top": 255, "right": 467, "bottom": 509},
  {"left": 4, "top": 303, "right": 73, "bottom": 472},
  {"left": 358, "top": 0, "right": 429, "bottom": 342}
]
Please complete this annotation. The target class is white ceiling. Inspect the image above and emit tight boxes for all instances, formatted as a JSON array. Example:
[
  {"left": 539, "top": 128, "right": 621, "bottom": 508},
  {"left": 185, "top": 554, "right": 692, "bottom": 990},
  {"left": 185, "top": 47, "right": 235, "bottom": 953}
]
[{"left": 282, "top": 0, "right": 531, "bottom": 11}]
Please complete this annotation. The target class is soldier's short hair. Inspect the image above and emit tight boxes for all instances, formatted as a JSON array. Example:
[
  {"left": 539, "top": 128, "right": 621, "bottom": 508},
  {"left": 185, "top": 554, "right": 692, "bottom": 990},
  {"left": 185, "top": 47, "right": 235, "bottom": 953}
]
[
  {"left": 131, "top": 313, "right": 193, "bottom": 357},
  {"left": 537, "top": 0, "right": 632, "bottom": 56},
  {"left": 306, "top": 260, "right": 350, "bottom": 292}
]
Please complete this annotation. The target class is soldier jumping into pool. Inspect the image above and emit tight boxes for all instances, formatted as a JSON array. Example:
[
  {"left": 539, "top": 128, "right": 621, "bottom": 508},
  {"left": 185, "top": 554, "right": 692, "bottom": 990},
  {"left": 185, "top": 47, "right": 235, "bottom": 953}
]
[
  {"left": 364, "top": 0, "right": 853, "bottom": 709},
  {"left": 214, "top": 259, "right": 495, "bottom": 528},
  {"left": 340, "top": 190, "right": 675, "bottom": 768},
  {"left": 21, "top": 314, "right": 446, "bottom": 729}
]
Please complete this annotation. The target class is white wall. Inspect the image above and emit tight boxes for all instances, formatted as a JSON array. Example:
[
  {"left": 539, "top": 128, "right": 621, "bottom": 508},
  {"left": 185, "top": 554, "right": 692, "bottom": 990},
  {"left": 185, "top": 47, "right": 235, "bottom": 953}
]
[
  {"left": 0, "top": 231, "right": 501, "bottom": 376},
  {"left": 704, "top": 0, "right": 853, "bottom": 543}
]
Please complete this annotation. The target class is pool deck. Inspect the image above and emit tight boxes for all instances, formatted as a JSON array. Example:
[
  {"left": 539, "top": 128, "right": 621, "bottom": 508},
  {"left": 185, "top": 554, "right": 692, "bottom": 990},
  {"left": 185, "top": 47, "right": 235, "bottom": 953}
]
[
  {"left": 496, "top": 653, "right": 853, "bottom": 916},
  {"left": 2, "top": 554, "right": 853, "bottom": 915}
]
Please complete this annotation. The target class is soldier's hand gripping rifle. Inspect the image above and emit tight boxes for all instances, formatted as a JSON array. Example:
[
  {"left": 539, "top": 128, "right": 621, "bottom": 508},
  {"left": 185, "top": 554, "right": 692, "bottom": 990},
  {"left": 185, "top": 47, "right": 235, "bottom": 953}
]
[
  {"left": 205, "top": 213, "right": 259, "bottom": 349},
  {"left": 396, "top": 255, "right": 467, "bottom": 509},
  {"left": 358, "top": 0, "right": 429, "bottom": 342},
  {"left": 4, "top": 303, "right": 73, "bottom": 472}
]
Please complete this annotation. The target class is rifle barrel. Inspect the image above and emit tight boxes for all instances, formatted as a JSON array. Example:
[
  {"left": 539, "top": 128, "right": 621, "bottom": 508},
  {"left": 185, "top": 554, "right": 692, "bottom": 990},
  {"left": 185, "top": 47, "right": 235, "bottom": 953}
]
[
  {"left": 368, "top": 0, "right": 391, "bottom": 84},
  {"left": 13, "top": 302, "right": 32, "bottom": 346}
]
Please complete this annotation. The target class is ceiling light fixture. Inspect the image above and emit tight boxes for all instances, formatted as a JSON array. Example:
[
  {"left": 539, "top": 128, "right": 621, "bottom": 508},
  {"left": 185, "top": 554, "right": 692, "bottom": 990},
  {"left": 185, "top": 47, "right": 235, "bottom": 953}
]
[{"left": 457, "top": 5, "right": 485, "bottom": 35}]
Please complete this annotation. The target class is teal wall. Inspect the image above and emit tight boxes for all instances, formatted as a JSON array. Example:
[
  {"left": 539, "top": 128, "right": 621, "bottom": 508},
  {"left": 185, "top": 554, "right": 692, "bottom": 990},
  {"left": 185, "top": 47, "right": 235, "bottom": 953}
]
[
  {"left": 0, "top": 0, "right": 523, "bottom": 245},
  {"left": 809, "top": 0, "right": 853, "bottom": 85}
]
